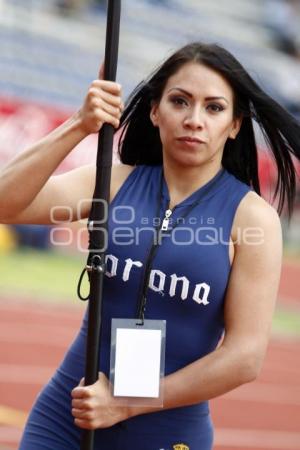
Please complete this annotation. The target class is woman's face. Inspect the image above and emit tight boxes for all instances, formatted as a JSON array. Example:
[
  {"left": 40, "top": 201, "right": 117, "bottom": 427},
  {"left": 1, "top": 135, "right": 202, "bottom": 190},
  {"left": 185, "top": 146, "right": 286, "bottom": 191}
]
[{"left": 150, "top": 62, "right": 242, "bottom": 170}]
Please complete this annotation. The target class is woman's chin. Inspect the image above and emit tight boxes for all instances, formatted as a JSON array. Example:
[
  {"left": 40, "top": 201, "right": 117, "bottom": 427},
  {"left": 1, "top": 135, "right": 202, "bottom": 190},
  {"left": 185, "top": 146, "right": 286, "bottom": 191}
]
[{"left": 170, "top": 153, "right": 207, "bottom": 169}]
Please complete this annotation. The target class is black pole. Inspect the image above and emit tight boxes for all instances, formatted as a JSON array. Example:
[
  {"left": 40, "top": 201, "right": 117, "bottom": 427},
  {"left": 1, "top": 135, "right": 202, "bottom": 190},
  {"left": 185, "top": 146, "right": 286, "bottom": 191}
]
[{"left": 80, "top": 1, "right": 121, "bottom": 449}]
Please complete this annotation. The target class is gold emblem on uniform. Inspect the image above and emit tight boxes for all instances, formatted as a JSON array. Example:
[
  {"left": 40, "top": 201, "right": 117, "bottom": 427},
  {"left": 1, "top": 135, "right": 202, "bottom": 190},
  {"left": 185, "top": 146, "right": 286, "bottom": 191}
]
[{"left": 173, "top": 444, "right": 190, "bottom": 450}]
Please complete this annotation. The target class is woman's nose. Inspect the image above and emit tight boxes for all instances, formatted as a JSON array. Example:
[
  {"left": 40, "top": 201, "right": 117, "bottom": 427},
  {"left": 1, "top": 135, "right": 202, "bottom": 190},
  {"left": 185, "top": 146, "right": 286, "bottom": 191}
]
[{"left": 183, "top": 107, "right": 205, "bottom": 129}]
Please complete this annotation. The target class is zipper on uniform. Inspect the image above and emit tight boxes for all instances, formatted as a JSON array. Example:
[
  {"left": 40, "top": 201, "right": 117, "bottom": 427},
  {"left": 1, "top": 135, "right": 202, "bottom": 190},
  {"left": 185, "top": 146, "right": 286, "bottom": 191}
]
[{"left": 161, "top": 208, "right": 173, "bottom": 231}]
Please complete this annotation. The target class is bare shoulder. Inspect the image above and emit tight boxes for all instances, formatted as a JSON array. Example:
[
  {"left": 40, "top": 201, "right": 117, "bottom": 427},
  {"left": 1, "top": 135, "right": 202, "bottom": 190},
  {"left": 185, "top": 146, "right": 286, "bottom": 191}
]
[
  {"left": 110, "top": 163, "right": 135, "bottom": 202},
  {"left": 232, "top": 190, "right": 282, "bottom": 237},
  {"left": 230, "top": 190, "right": 282, "bottom": 272}
]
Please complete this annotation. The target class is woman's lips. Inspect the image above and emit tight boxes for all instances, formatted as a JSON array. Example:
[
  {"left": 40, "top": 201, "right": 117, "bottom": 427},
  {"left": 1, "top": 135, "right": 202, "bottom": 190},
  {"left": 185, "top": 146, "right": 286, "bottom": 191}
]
[{"left": 177, "top": 136, "right": 206, "bottom": 145}]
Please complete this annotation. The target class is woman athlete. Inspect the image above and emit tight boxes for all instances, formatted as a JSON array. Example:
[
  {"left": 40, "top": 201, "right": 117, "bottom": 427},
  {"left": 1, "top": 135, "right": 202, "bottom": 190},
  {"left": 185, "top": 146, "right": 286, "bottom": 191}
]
[{"left": 1, "top": 42, "right": 300, "bottom": 450}]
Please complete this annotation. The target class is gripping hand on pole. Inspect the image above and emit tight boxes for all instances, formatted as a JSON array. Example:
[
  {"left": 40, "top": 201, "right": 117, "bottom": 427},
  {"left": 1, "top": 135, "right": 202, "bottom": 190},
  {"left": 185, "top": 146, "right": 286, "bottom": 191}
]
[
  {"left": 77, "top": 68, "right": 123, "bottom": 135},
  {"left": 72, "top": 372, "right": 130, "bottom": 430}
]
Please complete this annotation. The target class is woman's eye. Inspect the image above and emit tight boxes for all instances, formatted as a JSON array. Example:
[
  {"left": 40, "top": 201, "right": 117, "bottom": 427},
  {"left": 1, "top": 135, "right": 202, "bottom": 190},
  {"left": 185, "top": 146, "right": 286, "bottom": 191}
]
[
  {"left": 207, "top": 104, "right": 224, "bottom": 112},
  {"left": 170, "top": 96, "right": 188, "bottom": 107}
]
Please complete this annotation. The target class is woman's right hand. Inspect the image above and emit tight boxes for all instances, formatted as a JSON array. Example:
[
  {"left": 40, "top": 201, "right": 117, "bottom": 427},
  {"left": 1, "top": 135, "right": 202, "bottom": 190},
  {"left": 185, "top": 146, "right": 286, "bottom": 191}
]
[{"left": 77, "top": 78, "right": 124, "bottom": 135}]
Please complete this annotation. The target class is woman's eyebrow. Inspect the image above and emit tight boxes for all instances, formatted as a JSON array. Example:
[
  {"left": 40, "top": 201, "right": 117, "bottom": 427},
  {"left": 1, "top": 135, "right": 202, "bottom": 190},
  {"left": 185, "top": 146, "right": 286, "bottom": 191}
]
[
  {"left": 167, "top": 87, "right": 229, "bottom": 104},
  {"left": 167, "top": 87, "right": 193, "bottom": 97},
  {"left": 206, "top": 96, "right": 229, "bottom": 104}
]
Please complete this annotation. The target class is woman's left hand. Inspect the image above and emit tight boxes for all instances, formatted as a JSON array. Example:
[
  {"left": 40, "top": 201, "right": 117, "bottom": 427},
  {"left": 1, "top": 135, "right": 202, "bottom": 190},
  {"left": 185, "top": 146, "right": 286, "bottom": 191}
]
[{"left": 71, "top": 372, "right": 130, "bottom": 430}]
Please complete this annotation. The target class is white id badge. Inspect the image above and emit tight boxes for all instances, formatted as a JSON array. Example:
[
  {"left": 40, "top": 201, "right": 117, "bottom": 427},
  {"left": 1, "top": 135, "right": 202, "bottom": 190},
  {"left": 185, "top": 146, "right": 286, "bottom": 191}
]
[{"left": 110, "top": 318, "right": 166, "bottom": 407}]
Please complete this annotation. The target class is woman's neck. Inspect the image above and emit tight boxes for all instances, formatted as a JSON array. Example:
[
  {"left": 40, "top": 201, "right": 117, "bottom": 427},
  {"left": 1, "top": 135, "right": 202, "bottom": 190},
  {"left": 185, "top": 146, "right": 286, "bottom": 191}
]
[{"left": 163, "top": 161, "right": 222, "bottom": 209}]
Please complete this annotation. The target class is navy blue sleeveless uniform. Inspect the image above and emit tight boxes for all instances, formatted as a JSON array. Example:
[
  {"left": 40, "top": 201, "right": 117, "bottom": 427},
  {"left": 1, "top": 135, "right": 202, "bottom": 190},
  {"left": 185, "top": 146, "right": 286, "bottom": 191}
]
[{"left": 19, "top": 165, "right": 250, "bottom": 450}]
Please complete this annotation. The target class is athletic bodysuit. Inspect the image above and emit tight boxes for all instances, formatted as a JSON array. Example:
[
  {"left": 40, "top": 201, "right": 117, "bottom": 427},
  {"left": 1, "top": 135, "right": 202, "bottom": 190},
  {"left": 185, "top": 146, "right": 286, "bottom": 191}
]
[{"left": 19, "top": 165, "right": 250, "bottom": 450}]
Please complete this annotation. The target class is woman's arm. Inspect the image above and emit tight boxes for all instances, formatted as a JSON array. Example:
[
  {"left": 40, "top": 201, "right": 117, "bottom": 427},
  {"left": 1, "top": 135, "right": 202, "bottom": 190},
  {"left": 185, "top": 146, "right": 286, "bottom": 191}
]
[
  {"left": 71, "top": 191, "right": 282, "bottom": 429},
  {"left": 0, "top": 79, "right": 123, "bottom": 224},
  {"left": 151, "top": 193, "right": 282, "bottom": 408}
]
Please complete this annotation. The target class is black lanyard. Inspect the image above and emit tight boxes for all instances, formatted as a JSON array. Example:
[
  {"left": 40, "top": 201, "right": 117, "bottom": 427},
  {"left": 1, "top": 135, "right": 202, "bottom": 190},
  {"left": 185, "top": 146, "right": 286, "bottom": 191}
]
[{"left": 136, "top": 167, "right": 226, "bottom": 324}]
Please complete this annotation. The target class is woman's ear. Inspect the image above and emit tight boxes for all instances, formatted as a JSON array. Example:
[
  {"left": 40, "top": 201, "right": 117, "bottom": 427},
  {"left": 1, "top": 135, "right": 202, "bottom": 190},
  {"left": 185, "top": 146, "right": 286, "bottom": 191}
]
[
  {"left": 150, "top": 102, "right": 159, "bottom": 127},
  {"left": 229, "top": 116, "right": 243, "bottom": 139}
]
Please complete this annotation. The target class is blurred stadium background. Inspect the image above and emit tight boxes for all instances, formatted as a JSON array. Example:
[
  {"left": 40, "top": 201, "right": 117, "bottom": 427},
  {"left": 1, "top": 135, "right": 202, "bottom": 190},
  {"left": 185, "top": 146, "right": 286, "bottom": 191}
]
[{"left": 0, "top": 1, "right": 299, "bottom": 449}]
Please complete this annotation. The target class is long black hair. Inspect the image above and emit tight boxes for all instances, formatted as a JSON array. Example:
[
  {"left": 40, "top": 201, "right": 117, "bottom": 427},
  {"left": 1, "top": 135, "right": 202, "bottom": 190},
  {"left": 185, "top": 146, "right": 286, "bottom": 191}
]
[{"left": 117, "top": 42, "right": 300, "bottom": 216}]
